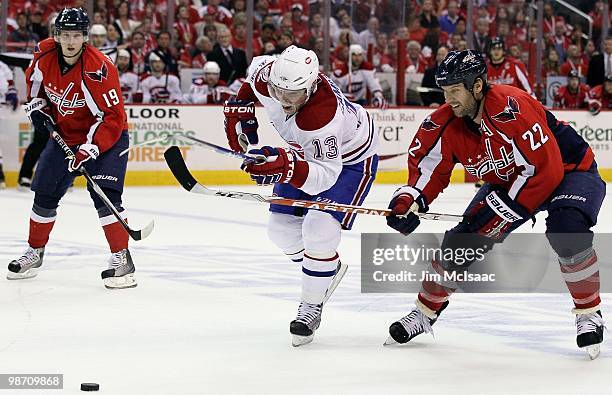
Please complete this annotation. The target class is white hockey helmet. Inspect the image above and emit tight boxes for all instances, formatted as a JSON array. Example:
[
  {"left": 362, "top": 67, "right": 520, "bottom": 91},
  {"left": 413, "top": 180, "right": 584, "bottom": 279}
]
[
  {"left": 350, "top": 44, "right": 364, "bottom": 55},
  {"left": 268, "top": 45, "right": 319, "bottom": 106},
  {"left": 90, "top": 24, "right": 107, "bottom": 36},
  {"left": 203, "top": 61, "right": 221, "bottom": 75}
]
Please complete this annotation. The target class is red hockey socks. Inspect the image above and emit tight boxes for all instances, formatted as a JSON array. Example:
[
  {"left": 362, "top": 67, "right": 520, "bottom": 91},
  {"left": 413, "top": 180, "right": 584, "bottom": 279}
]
[
  {"left": 559, "top": 248, "right": 600, "bottom": 311},
  {"left": 417, "top": 260, "right": 456, "bottom": 312},
  {"left": 99, "top": 212, "right": 129, "bottom": 253},
  {"left": 28, "top": 205, "right": 57, "bottom": 248}
]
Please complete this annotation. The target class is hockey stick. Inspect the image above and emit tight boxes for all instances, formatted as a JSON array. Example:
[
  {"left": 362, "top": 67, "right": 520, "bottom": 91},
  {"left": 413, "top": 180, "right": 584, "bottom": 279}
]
[
  {"left": 164, "top": 146, "right": 463, "bottom": 222},
  {"left": 171, "top": 133, "right": 260, "bottom": 163},
  {"left": 48, "top": 124, "right": 154, "bottom": 241},
  {"left": 118, "top": 134, "right": 176, "bottom": 157}
]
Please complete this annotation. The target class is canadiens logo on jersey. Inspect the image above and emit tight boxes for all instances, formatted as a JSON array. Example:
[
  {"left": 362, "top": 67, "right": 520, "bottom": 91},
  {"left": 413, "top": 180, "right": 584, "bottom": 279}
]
[
  {"left": 492, "top": 96, "right": 520, "bottom": 123},
  {"left": 44, "top": 82, "right": 87, "bottom": 116},
  {"left": 421, "top": 116, "right": 440, "bottom": 131},
  {"left": 85, "top": 61, "right": 109, "bottom": 82}
]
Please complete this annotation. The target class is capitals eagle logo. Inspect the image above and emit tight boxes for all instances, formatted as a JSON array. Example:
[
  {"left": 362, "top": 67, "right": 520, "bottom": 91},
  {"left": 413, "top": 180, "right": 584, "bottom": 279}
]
[{"left": 85, "top": 61, "right": 108, "bottom": 82}]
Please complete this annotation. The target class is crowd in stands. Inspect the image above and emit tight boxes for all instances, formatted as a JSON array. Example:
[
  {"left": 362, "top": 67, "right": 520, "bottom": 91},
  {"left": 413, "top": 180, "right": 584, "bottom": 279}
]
[{"left": 2, "top": 0, "right": 611, "bottom": 110}]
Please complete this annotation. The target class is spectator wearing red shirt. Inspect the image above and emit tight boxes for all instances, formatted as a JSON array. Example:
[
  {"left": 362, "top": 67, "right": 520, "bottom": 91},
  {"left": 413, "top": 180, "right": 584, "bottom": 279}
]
[
  {"left": 279, "top": 0, "right": 309, "bottom": 15},
  {"left": 587, "top": 74, "right": 612, "bottom": 115},
  {"left": 231, "top": 18, "right": 263, "bottom": 56},
  {"left": 175, "top": 5, "right": 197, "bottom": 48},
  {"left": 179, "top": 36, "right": 213, "bottom": 69},
  {"left": 199, "top": 0, "right": 233, "bottom": 28},
  {"left": 560, "top": 44, "right": 589, "bottom": 77},
  {"left": 178, "top": 0, "right": 201, "bottom": 25},
  {"left": 290, "top": 3, "right": 310, "bottom": 47},
  {"left": 407, "top": 17, "right": 428, "bottom": 44},
  {"left": 405, "top": 40, "right": 428, "bottom": 74},
  {"left": 554, "top": 70, "right": 590, "bottom": 109}
]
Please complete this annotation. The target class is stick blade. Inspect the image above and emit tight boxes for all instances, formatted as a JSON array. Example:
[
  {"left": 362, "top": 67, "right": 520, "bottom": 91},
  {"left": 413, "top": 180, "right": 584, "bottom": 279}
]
[
  {"left": 128, "top": 220, "right": 155, "bottom": 241},
  {"left": 164, "top": 146, "right": 198, "bottom": 191}
]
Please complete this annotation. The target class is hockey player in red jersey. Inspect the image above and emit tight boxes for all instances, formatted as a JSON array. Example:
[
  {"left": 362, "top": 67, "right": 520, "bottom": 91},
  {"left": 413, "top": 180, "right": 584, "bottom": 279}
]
[
  {"left": 7, "top": 8, "right": 137, "bottom": 289},
  {"left": 587, "top": 74, "right": 612, "bottom": 115},
  {"left": 487, "top": 37, "right": 534, "bottom": 96},
  {"left": 386, "top": 50, "right": 605, "bottom": 359},
  {"left": 553, "top": 69, "right": 590, "bottom": 109}
]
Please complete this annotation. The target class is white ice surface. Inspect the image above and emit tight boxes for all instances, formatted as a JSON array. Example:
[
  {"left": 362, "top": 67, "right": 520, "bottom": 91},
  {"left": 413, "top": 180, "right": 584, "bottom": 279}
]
[{"left": 1, "top": 183, "right": 610, "bottom": 394}]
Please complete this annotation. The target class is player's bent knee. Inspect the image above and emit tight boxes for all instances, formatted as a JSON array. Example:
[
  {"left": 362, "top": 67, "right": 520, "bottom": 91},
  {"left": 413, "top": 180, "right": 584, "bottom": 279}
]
[
  {"left": 33, "top": 193, "right": 61, "bottom": 210},
  {"left": 267, "top": 212, "right": 304, "bottom": 255},
  {"left": 90, "top": 188, "right": 123, "bottom": 211},
  {"left": 546, "top": 208, "right": 594, "bottom": 258},
  {"left": 302, "top": 211, "right": 341, "bottom": 256}
]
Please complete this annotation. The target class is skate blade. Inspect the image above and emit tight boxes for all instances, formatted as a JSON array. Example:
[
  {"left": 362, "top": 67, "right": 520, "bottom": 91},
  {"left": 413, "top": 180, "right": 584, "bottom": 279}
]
[
  {"left": 292, "top": 334, "right": 314, "bottom": 347},
  {"left": 6, "top": 267, "right": 39, "bottom": 280},
  {"left": 103, "top": 273, "right": 137, "bottom": 289},
  {"left": 322, "top": 262, "right": 348, "bottom": 305},
  {"left": 584, "top": 344, "right": 601, "bottom": 360},
  {"left": 383, "top": 336, "right": 398, "bottom": 346}
]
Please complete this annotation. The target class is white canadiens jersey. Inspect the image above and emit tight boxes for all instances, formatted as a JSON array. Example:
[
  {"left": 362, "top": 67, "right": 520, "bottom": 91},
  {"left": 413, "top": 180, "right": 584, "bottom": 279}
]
[
  {"left": 331, "top": 62, "right": 382, "bottom": 102},
  {"left": 118, "top": 71, "right": 139, "bottom": 103},
  {"left": 141, "top": 73, "right": 183, "bottom": 103},
  {"left": 186, "top": 80, "right": 236, "bottom": 104},
  {"left": 245, "top": 56, "right": 378, "bottom": 195},
  {"left": 0, "top": 61, "right": 13, "bottom": 101}
]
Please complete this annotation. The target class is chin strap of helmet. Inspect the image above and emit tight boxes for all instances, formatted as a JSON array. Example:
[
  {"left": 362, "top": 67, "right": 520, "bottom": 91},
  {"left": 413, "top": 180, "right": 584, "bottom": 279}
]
[{"left": 466, "top": 75, "right": 488, "bottom": 121}]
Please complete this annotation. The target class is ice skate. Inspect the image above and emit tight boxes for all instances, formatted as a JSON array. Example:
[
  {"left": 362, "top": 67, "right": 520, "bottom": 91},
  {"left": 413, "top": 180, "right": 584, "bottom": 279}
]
[
  {"left": 101, "top": 249, "right": 137, "bottom": 289},
  {"left": 7, "top": 247, "right": 45, "bottom": 279},
  {"left": 576, "top": 310, "right": 605, "bottom": 360},
  {"left": 290, "top": 302, "right": 322, "bottom": 346},
  {"left": 384, "top": 301, "right": 449, "bottom": 345},
  {"left": 290, "top": 261, "right": 347, "bottom": 346},
  {"left": 17, "top": 177, "right": 32, "bottom": 192}
]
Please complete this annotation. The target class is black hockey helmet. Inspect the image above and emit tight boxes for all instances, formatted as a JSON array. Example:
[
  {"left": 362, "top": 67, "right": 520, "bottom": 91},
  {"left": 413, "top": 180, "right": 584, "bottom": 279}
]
[
  {"left": 436, "top": 50, "right": 488, "bottom": 91},
  {"left": 55, "top": 8, "right": 90, "bottom": 41},
  {"left": 489, "top": 36, "right": 505, "bottom": 51},
  {"left": 568, "top": 69, "right": 581, "bottom": 79}
]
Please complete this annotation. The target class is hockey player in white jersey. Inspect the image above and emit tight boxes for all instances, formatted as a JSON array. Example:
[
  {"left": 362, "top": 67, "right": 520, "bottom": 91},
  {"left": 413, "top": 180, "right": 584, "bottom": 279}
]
[
  {"left": 224, "top": 46, "right": 379, "bottom": 346},
  {"left": 332, "top": 44, "right": 387, "bottom": 108},
  {"left": 141, "top": 51, "right": 183, "bottom": 104},
  {"left": 114, "top": 49, "right": 140, "bottom": 103},
  {"left": 0, "top": 60, "right": 18, "bottom": 188},
  {"left": 185, "top": 61, "right": 236, "bottom": 104}
]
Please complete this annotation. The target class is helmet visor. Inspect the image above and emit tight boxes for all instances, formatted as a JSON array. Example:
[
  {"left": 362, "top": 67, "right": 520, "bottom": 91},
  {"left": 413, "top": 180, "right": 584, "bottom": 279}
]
[{"left": 267, "top": 81, "right": 307, "bottom": 106}]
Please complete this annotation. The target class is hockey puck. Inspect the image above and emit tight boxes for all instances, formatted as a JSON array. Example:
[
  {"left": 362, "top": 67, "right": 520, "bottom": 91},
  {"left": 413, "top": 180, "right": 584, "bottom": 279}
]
[{"left": 81, "top": 383, "right": 99, "bottom": 391}]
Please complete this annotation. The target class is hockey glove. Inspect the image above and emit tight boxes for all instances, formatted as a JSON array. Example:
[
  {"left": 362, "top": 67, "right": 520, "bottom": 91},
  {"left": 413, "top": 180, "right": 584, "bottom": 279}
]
[
  {"left": 5, "top": 87, "right": 18, "bottom": 111},
  {"left": 241, "top": 146, "right": 308, "bottom": 187},
  {"left": 68, "top": 143, "right": 99, "bottom": 172},
  {"left": 24, "top": 98, "right": 55, "bottom": 132},
  {"left": 464, "top": 189, "right": 529, "bottom": 241},
  {"left": 386, "top": 186, "right": 429, "bottom": 235},
  {"left": 372, "top": 91, "right": 388, "bottom": 110},
  {"left": 224, "top": 100, "right": 259, "bottom": 153}
]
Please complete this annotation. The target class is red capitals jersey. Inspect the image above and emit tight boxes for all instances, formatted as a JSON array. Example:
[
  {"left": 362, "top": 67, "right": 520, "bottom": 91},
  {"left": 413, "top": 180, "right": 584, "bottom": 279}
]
[
  {"left": 487, "top": 57, "right": 534, "bottom": 97},
  {"left": 553, "top": 84, "right": 590, "bottom": 109},
  {"left": 26, "top": 38, "right": 127, "bottom": 153},
  {"left": 406, "top": 84, "right": 594, "bottom": 213},
  {"left": 588, "top": 85, "right": 612, "bottom": 110}
]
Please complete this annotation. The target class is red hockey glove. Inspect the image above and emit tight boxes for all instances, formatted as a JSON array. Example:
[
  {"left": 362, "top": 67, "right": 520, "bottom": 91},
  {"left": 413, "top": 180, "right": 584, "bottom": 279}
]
[
  {"left": 241, "top": 146, "right": 308, "bottom": 187},
  {"left": 465, "top": 190, "right": 529, "bottom": 241},
  {"left": 68, "top": 143, "right": 99, "bottom": 172},
  {"left": 386, "top": 186, "right": 429, "bottom": 235},
  {"left": 224, "top": 100, "right": 259, "bottom": 153}
]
